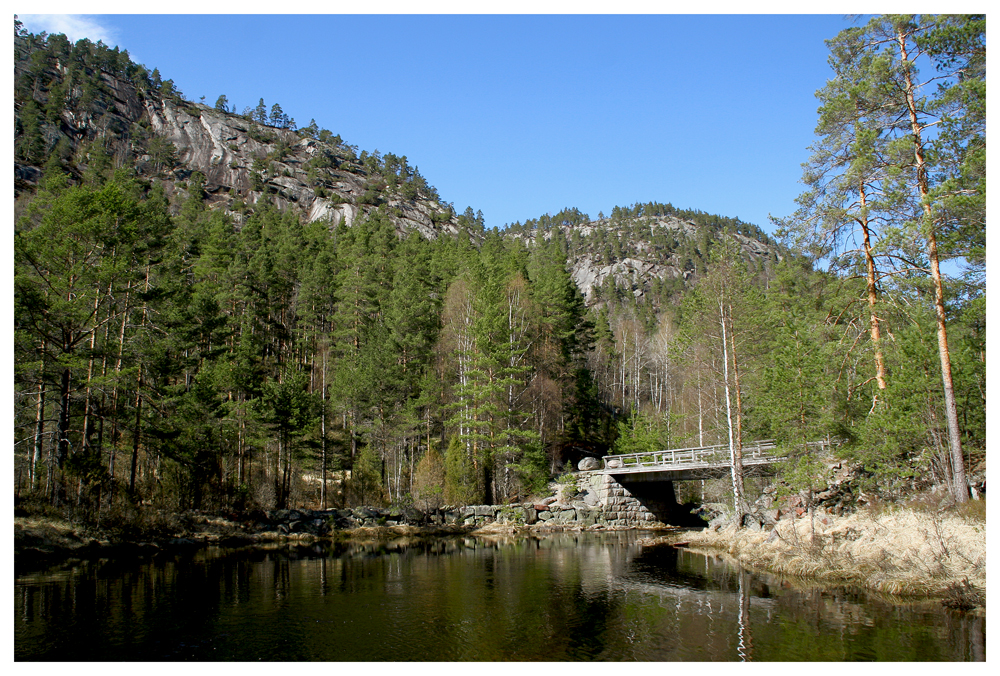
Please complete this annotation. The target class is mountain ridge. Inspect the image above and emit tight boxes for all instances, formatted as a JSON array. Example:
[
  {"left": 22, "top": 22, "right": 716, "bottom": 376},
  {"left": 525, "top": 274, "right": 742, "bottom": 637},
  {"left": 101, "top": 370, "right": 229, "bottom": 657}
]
[{"left": 14, "top": 26, "right": 783, "bottom": 311}]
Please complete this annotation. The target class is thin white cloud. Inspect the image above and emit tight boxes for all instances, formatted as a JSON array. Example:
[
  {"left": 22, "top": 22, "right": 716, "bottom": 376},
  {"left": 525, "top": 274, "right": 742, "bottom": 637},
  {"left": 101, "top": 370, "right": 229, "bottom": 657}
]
[{"left": 17, "top": 14, "right": 117, "bottom": 46}]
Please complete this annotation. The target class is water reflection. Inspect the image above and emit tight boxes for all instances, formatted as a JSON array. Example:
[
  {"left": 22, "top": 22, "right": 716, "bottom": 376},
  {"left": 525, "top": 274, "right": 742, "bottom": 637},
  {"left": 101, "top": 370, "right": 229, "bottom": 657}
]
[
  {"left": 15, "top": 533, "right": 984, "bottom": 661},
  {"left": 737, "top": 568, "right": 752, "bottom": 662}
]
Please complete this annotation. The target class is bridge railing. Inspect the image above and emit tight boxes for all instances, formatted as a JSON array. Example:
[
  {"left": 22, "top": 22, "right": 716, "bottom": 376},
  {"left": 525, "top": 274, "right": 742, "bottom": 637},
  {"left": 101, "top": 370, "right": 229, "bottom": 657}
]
[
  {"left": 600, "top": 440, "right": 782, "bottom": 472},
  {"left": 599, "top": 439, "right": 835, "bottom": 473}
]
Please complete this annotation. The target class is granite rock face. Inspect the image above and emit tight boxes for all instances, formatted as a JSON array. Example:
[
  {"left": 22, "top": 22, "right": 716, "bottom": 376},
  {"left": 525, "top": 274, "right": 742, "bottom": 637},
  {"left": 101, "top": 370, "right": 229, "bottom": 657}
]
[
  {"left": 508, "top": 215, "right": 780, "bottom": 309},
  {"left": 16, "top": 44, "right": 781, "bottom": 311},
  {"left": 143, "top": 99, "right": 464, "bottom": 237},
  {"left": 14, "top": 56, "right": 467, "bottom": 240}
]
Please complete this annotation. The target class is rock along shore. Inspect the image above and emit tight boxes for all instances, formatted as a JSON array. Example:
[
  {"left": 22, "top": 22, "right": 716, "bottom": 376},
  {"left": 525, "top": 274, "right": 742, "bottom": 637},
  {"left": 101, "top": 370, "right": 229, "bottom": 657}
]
[
  {"left": 638, "top": 506, "right": 986, "bottom": 610},
  {"left": 14, "top": 502, "right": 676, "bottom": 571}
]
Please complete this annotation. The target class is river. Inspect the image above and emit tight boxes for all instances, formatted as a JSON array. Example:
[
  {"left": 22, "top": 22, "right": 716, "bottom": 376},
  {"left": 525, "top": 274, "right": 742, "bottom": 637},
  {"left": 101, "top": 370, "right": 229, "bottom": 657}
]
[{"left": 14, "top": 531, "right": 985, "bottom": 661}]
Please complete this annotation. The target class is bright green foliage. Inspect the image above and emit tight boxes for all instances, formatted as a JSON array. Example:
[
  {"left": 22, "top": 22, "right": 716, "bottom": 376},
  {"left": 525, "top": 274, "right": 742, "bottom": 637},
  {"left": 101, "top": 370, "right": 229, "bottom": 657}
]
[
  {"left": 15, "top": 173, "right": 173, "bottom": 505},
  {"left": 12, "top": 17, "right": 985, "bottom": 518},
  {"left": 15, "top": 100, "right": 44, "bottom": 163},
  {"left": 750, "top": 259, "right": 840, "bottom": 446},
  {"left": 253, "top": 370, "right": 318, "bottom": 509},
  {"left": 915, "top": 15, "right": 985, "bottom": 281},
  {"left": 443, "top": 435, "right": 478, "bottom": 505},
  {"left": 611, "top": 408, "right": 671, "bottom": 456},
  {"left": 348, "top": 445, "right": 386, "bottom": 507}
]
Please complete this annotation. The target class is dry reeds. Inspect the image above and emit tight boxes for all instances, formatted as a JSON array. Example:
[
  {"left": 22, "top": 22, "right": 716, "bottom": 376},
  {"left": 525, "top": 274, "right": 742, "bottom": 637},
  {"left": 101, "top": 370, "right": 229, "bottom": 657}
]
[{"left": 685, "top": 505, "right": 986, "bottom": 599}]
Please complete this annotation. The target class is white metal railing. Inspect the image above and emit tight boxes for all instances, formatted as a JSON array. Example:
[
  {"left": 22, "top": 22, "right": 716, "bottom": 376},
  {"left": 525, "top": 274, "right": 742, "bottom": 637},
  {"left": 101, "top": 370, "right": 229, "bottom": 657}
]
[{"left": 598, "top": 439, "right": 832, "bottom": 473}]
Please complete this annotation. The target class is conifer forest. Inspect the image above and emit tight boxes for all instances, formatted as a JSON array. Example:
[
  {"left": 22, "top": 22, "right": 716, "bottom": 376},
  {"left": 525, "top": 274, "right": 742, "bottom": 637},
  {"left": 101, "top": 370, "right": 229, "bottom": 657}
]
[{"left": 12, "top": 15, "right": 985, "bottom": 522}]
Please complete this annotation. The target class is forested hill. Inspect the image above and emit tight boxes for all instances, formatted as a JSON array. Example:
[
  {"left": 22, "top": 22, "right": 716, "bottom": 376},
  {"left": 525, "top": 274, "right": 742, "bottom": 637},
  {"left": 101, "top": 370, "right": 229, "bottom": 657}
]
[
  {"left": 14, "top": 17, "right": 984, "bottom": 518},
  {"left": 13, "top": 25, "right": 475, "bottom": 240},
  {"left": 506, "top": 204, "right": 781, "bottom": 314},
  {"left": 12, "top": 21, "right": 781, "bottom": 299}
]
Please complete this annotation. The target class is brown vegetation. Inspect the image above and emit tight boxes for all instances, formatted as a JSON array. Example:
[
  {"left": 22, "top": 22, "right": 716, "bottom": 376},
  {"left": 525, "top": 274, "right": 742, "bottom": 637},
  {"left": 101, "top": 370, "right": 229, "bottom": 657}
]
[{"left": 670, "top": 504, "right": 985, "bottom": 601}]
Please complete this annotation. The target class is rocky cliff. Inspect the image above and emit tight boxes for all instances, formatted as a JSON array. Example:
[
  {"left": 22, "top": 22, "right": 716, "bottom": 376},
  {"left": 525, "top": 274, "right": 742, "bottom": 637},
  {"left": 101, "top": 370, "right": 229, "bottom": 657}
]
[
  {"left": 14, "top": 33, "right": 466, "bottom": 240},
  {"left": 142, "top": 98, "right": 464, "bottom": 237},
  {"left": 15, "top": 29, "right": 781, "bottom": 311},
  {"left": 510, "top": 213, "right": 781, "bottom": 309}
]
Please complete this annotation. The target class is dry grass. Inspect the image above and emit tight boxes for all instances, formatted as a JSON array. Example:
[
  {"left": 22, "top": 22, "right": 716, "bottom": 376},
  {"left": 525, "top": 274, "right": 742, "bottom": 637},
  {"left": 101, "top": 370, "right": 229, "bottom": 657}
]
[
  {"left": 14, "top": 515, "right": 93, "bottom": 552},
  {"left": 683, "top": 505, "right": 986, "bottom": 599}
]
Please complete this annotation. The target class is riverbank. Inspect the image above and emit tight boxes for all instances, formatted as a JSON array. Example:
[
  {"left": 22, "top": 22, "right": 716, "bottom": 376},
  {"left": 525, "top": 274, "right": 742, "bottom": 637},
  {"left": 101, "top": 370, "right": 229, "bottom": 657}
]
[
  {"left": 13, "top": 506, "right": 671, "bottom": 572},
  {"left": 643, "top": 503, "right": 986, "bottom": 609},
  {"left": 16, "top": 498, "right": 986, "bottom": 612}
]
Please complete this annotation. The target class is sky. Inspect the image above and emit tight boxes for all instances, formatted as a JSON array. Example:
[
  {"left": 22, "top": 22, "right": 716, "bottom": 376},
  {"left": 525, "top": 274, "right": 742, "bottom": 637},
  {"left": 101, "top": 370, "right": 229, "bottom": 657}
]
[{"left": 16, "top": 7, "right": 875, "bottom": 233}]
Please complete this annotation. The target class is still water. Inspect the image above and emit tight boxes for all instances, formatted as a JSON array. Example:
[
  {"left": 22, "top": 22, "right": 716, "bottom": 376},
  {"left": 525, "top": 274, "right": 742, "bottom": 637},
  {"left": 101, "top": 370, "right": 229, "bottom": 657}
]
[{"left": 15, "top": 531, "right": 985, "bottom": 661}]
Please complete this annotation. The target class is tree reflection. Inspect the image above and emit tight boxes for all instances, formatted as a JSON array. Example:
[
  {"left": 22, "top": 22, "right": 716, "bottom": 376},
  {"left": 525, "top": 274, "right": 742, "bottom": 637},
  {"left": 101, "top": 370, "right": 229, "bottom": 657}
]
[
  {"left": 736, "top": 567, "right": 753, "bottom": 661},
  {"left": 14, "top": 535, "right": 986, "bottom": 661}
]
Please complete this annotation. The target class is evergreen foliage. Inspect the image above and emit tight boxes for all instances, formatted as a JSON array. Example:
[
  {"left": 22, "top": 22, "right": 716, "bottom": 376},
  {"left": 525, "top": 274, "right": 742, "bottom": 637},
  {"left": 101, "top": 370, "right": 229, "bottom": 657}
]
[{"left": 11, "top": 17, "right": 984, "bottom": 519}]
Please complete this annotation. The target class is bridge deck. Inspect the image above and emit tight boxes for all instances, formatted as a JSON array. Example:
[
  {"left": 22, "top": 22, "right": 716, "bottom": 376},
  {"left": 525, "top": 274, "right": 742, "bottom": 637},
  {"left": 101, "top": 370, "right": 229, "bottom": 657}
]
[{"left": 592, "top": 440, "right": 831, "bottom": 479}]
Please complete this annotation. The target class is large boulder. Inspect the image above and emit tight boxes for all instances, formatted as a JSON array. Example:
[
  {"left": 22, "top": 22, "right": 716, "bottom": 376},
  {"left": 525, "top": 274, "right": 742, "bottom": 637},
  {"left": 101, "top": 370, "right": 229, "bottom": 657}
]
[
  {"left": 402, "top": 507, "right": 425, "bottom": 524},
  {"left": 578, "top": 457, "right": 601, "bottom": 471}
]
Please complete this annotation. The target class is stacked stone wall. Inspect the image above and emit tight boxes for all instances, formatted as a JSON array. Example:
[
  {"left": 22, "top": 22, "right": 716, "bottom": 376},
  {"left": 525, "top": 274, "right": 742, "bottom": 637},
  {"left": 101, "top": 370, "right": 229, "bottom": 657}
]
[
  {"left": 588, "top": 473, "right": 667, "bottom": 527},
  {"left": 261, "top": 473, "right": 678, "bottom": 534}
]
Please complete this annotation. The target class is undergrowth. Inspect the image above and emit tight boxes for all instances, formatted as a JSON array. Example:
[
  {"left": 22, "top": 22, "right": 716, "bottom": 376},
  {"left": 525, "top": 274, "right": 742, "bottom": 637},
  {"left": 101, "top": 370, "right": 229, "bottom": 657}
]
[{"left": 685, "top": 503, "right": 986, "bottom": 601}]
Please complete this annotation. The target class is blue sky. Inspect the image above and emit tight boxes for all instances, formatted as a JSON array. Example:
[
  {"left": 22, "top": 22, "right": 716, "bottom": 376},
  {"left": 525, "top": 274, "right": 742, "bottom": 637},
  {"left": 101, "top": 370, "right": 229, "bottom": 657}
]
[{"left": 17, "top": 9, "right": 863, "bottom": 234}]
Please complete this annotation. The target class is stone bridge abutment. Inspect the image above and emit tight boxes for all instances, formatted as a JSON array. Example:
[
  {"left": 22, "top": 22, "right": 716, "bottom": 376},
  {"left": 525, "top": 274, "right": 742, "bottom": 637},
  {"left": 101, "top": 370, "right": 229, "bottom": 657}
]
[{"left": 585, "top": 472, "right": 706, "bottom": 528}]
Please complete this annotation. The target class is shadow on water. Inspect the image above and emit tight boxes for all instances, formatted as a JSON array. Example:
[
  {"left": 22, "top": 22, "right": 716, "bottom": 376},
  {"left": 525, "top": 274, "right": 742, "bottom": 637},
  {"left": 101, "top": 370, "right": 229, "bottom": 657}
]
[{"left": 15, "top": 532, "right": 985, "bottom": 661}]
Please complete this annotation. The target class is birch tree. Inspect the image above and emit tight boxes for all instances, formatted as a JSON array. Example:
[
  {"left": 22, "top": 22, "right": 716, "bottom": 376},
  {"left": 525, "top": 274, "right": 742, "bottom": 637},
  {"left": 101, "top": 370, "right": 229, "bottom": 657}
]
[{"left": 682, "top": 236, "right": 761, "bottom": 526}]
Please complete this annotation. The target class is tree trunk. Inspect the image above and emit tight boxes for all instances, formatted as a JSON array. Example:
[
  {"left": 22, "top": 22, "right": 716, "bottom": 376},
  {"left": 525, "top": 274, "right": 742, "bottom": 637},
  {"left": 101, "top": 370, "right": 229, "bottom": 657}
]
[
  {"left": 80, "top": 292, "right": 102, "bottom": 452},
  {"left": 897, "top": 27, "right": 968, "bottom": 503},
  {"left": 128, "top": 265, "right": 151, "bottom": 496},
  {"left": 56, "top": 367, "right": 72, "bottom": 470},
  {"left": 276, "top": 434, "right": 286, "bottom": 509},
  {"left": 859, "top": 184, "right": 888, "bottom": 395},
  {"left": 108, "top": 281, "right": 132, "bottom": 483},
  {"left": 31, "top": 375, "right": 46, "bottom": 492},
  {"left": 719, "top": 299, "right": 747, "bottom": 525},
  {"left": 128, "top": 372, "right": 142, "bottom": 494},
  {"left": 321, "top": 349, "right": 327, "bottom": 509},
  {"left": 726, "top": 303, "right": 750, "bottom": 524}
]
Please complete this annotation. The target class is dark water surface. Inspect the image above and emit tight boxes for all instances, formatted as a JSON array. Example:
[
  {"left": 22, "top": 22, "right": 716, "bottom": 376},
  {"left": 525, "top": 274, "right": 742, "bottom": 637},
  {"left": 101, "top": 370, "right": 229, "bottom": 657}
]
[{"left": 15, "top": 531, "right": 985, "bottom": 661}]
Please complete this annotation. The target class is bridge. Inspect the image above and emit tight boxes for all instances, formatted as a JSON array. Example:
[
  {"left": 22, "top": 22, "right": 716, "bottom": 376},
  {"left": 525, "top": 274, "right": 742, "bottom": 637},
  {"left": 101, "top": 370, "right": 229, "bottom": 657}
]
[
  {"left": 593, "top": 440, "right": 820, "bottom": 482},
  {"left": 578, "top": 440, "right": 834, "bottom": 528}
]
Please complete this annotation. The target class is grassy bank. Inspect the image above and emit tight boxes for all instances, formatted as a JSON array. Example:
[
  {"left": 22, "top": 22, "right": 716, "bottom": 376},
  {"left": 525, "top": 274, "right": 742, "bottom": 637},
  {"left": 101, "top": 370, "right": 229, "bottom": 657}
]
[
  {"left": 13, "top": 509, "right": 631, "bottom": 571},
  {"left": 665, "top": 503, "right": 986, "bottom": 602}
]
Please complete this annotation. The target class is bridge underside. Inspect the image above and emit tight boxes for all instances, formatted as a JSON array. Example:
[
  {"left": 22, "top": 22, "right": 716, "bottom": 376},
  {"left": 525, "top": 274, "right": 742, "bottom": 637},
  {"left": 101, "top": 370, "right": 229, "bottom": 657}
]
[{"left": 590, "top": 460, "right": 781, "bottom": 527}]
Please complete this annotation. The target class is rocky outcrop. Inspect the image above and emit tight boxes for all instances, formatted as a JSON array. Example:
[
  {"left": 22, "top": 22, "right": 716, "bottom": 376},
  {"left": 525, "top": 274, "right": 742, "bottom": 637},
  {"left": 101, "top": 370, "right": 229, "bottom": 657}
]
[
  {"left": 15, "top": 53, "right": 468, "bottom": 240},
  {"left": 143, "top": 99, "right": 464, "bottom": 237},
  {"left": 510, "top": 215, "right": 781, "bottom": 308},
  {"left": 16, "top": 38, "right": 782, "bottom": 310},
  {"left": 257, "top": 498, "right": 670, "bottom": 533}
]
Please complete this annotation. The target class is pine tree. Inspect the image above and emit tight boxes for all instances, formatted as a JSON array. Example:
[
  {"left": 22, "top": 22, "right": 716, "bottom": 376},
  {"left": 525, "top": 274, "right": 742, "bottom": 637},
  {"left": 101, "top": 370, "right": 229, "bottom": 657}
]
[
  {"left": 784, "top": 14, "right": 985, "bottom": 503},
  {"left": 253, "top": 370, "right": 317, "bottom": 508},
  {"left": 270, "top": 102, "right": 285, "bottom": 128}
]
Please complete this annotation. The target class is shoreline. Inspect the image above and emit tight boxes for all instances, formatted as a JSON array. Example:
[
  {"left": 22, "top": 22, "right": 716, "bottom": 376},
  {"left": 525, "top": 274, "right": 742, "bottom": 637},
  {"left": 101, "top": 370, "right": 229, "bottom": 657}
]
[
  {"left": 639, "top": 506, "right": 986, "bottom": 611},
  {"left": 13, "top": 511, "right": 673, "bottom": 572},
  {"left": 15, "top": 504, "right": 985, "bottom": 612}
]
